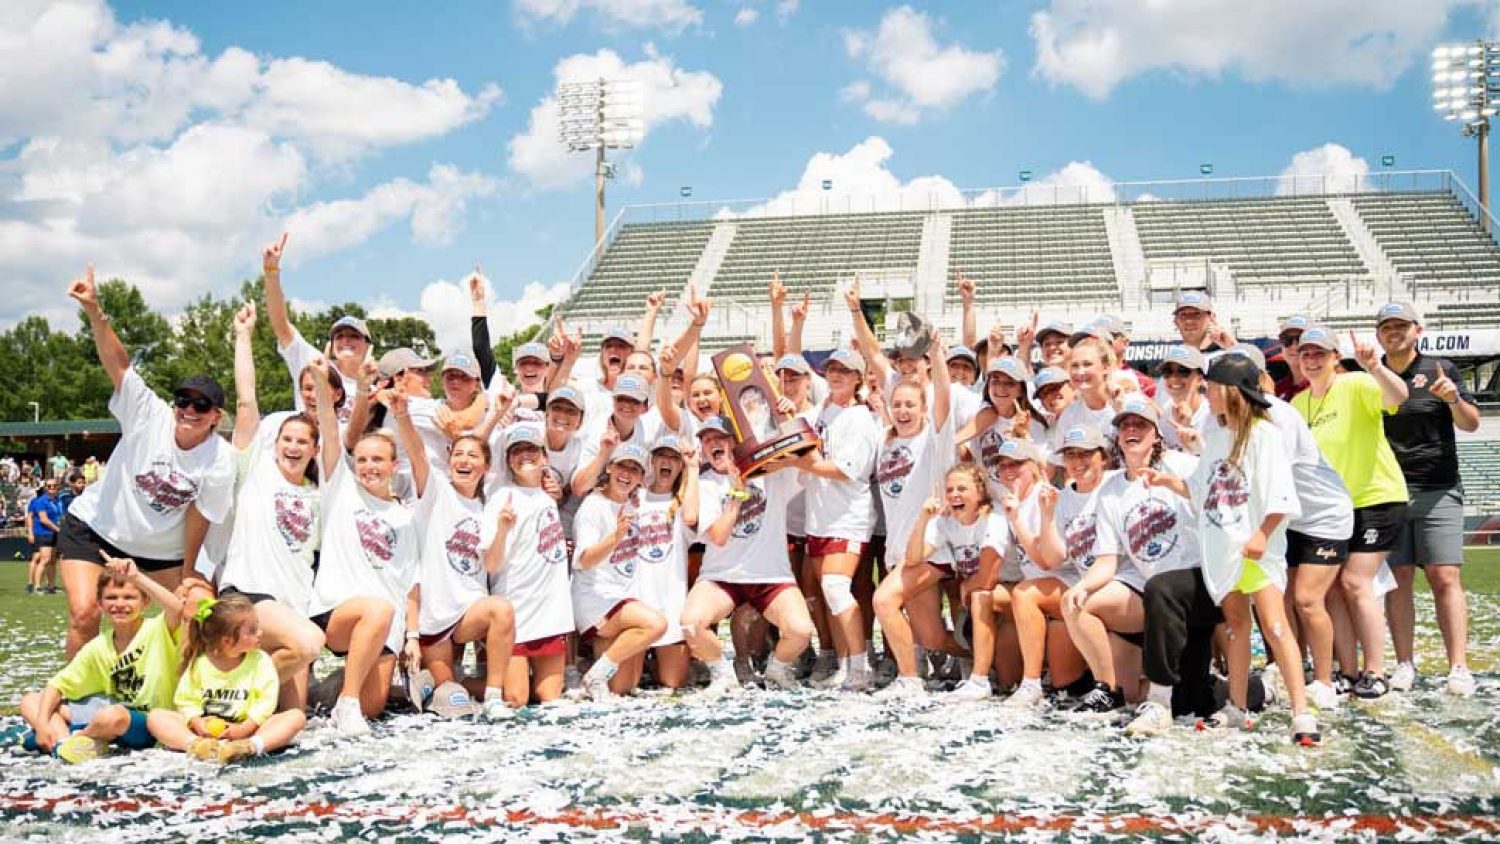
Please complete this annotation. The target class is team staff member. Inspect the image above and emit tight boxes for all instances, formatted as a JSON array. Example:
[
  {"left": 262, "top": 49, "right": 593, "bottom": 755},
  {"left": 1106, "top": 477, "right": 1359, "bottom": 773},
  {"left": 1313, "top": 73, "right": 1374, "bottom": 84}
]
[
  {"left": 57, "top": 265, "right": 237, "bottom": 660},
  {"left": 1374, "top": 303, "right": 1479, "bottom": 697},
  {"left": 27, "top": 478, "right": 62, "bottom": 595}
]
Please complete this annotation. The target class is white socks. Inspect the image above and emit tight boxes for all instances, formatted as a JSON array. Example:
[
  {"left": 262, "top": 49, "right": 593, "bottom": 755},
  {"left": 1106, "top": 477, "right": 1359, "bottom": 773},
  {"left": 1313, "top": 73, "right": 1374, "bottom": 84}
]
[
  {"left": 484, "top": 686, "right": 504, "bottom": 702},
  {"left": 249, "top": 735, "right": 266, "bottom": 755},
  {"left": 1148, "top": 682, "right": 1173, "bottom": 708},
  {"left": 586, "top": 655, "right": 619, "bottom": 681},
  {"left": 848, "top": 651, "right": 869, "bottom": 673}
]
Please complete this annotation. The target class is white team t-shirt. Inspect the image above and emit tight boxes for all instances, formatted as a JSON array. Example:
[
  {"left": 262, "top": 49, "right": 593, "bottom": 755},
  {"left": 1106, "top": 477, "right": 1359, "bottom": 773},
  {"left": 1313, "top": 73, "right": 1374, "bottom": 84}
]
[
  {"left": 1188, "top": 421, "right": 1300, "bottom": 604},
  {"left": 481, "top": 485, "right": 573, "bottom": 643},
  {"left": 876, "top": 417, "right": 955, "bottom": 569},
  {"left": 1006, "top": 484, "right": 1045, "bottom": 582},
  {"left": 571, "top": 492, "right": 647, "bottom": 631},
  {"left": 628, "top": 488, "right": 692, "bottom": 646},
  {"left": 698, "top": 469, "right": 801, "bottom": 584},
  {"left": 1093, "top": 451, "right": 1201, "bottom": 591},
  {"left": 923, "top": 511, "right": 1010, "bottom": 581},
  {"left": 68, "top": 368, "right": 237, "bottom": 561},
  {"left": 802, "top": 400, "right": 880, "bottom": 542},
  {"left": 307, "top": 455, "right": 421, "bottom": 653},
  {"left": 1050, "top": 398, "right": 1117, "bottom": 455},
  {"left": 217, "top": 430, "right": 321, "bottom": 612},
  {"left": 1159, "top": 397, "right": 1211, "bottom": 452},
  {"left": 970, "top": 414, "right": 1051, "bottom": 502},
  {"left": 279, "top": 329, "right": 357, "bottom": 427},
  {"left": 414, "top": 481, "right": 489, "bottom": 635},
  {"left": 1049, "top": 473, "right": 1118, "bottom": 587}
]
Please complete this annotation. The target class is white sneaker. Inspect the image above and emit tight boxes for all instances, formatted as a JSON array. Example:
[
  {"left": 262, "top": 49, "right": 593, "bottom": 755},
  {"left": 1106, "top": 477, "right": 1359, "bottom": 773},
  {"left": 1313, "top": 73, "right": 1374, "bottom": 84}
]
[
  {"left": 839, "top": 666, "right": 873, "bottom": 693},
  {"left": 1290, "top": 712, "right": 1321, "bottom": 746},
  {"left": 1305, "top": 680, "right": 1340, "bottom": 712},
  {"left": 482, "top": 697, "right": 514, "bottom": 721},
  {"left": 307, "top": 668, "right": 346, "bottom": 713},
  {"left": 702, "top": 672, "right": 741, "bottom": 698},
  {"left": 1447, "top": 665, "right": 1477, "bottom": 697},
  {"left": 809, "top": 651, "right": 839, "bottom": 685},
  {"left": 1003, "top": 682, "right": 1047, "bottom": 709},
  {"left": 813, "top": 666, "right": 848, "bottom": 690},
  {"left": 583, "top": 672, "right": 617, "bottom": 701},
  {"left": 331, "top": 697, "right": 371, "bottom": 737},
  {"left": 1124, "top": 701, "right": 1173, "bottom": 735},
  {"left": 1259, "top": 663, "right": 1286, "bottom": 709},
  {"left": 947, "top": 677, "right": 992, "bottom": 702},
  {"left": 764, "top": 661, "right": 799, "bottom": 690},
  {"left": 563, "top": 664, "right": 586, "bottom": 701},
  {"left": 872, "top": 676, "right": 925, "bottom": 699},
  {"left": 1389, "top": 661, "right": 1417, "bottom": 692}
]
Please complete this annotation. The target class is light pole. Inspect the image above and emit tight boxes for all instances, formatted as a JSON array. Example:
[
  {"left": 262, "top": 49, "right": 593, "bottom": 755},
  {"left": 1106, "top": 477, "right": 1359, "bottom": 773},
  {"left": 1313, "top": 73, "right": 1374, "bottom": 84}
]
[
  {"left": 558, "top": 78, "right": 643, "bottom": 246},
  {"left": 1432, "top": 40, "right": 1500, "bottom": 229}
]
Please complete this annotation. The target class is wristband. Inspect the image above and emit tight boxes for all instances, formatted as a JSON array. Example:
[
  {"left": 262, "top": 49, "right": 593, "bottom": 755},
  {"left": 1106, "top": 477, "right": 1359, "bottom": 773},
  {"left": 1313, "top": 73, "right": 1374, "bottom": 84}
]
[
  {"left": 727, "top": 488, "right": 750, "bottom": 501},
  {"left": 405, "top": 631, "right": 420, "bottom": 641}
]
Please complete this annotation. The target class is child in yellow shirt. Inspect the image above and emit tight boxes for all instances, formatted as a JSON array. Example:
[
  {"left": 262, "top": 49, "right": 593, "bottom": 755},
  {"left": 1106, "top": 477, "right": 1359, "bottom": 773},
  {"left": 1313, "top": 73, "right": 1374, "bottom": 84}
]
[{"left": 146, "top": 594, "right": 305, "bottom": 764}]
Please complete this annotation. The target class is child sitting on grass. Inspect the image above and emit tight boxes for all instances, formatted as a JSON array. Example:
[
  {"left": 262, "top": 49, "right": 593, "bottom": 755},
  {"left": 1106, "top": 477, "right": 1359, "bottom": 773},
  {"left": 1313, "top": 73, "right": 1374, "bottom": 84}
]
[
  {"left": 19, "top": 553, "right": 184, "bottom": 762},
  {"left": 146, "top": 593, "right": 305, "bottom": 764}
]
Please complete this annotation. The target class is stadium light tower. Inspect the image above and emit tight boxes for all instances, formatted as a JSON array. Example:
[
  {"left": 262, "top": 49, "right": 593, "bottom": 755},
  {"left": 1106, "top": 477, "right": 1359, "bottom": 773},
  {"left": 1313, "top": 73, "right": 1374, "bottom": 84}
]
[
  {"left": 558, "top": 77, "right": 644, "bottom": 246},
  {"left": 1432, "top": 41, "right": 1500, "bottom": 228}
]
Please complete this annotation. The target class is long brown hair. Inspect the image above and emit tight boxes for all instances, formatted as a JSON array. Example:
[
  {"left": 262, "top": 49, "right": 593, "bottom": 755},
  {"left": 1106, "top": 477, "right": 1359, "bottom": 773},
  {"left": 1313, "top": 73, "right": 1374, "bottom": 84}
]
[
  {"left": 1218, "top": 388, "right": 1268, "bottom": 467},
  {"left": 181, "top": 594, "right": 257, "bottom": 670}
]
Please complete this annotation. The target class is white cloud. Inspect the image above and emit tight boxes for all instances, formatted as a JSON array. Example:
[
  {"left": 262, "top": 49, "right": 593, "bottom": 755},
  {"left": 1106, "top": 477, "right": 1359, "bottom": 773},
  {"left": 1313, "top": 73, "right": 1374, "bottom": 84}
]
[
  {"left": 507, "top": 46, "right": 722, "bottom": 190},
  {"left": 725, "top": 137, "right": 1115, "bottom": 217},
  {"left": 415, "top": 274, "right": 571, "bottom": 353},
  {"left": 1031, "top": 0, "right": 1474, "bottom": 99},
  {"left": 732, "top": 0, "right": 798, "bottom": 26},
  {"left": 734, "top": 8, "right": 758, "bottom": 26},
  {"left": 514, "top": 0, "right": 702, "bottom": 33},
  {"left": 0, "top": 0, "right": 503, "bottom": 325},
  {"left": 842, "top": 6, "right": 1003, "bottom": 123},
  {"left": 1277, "top": 142, "right": 1370, "bottom": 195}
]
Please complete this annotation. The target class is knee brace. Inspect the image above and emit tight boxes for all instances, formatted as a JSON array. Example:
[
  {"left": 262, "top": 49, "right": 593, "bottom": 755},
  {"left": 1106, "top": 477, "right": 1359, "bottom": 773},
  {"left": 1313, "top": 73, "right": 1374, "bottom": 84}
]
[{"left": 821, "top": 574, "right": 856, "bottom": 616}]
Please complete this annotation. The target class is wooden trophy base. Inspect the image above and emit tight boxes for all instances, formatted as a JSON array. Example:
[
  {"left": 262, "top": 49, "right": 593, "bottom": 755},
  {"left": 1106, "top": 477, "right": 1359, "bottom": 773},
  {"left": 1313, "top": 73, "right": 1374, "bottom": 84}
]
[{"left": 733, "top": 417, "right": 820, "bottom": 478}]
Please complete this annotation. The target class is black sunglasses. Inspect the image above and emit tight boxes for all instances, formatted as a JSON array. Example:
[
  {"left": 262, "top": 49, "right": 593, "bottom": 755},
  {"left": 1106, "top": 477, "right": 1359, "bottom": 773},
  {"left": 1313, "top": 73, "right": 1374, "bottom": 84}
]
[
  {"left": 1160, "top": 365, "right": 1194, "bottom": 377},
  {"left": 174, "top": 394, "right": 215, "bottom": 413},
  {"left": 1278, "top": 333, "right": 1302, "bottom": 346}
]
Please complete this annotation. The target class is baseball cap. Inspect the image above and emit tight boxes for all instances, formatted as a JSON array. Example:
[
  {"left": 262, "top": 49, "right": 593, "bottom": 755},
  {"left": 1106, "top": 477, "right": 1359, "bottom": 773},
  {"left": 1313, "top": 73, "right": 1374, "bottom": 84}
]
[
  {"left": 824, "top": 348, "right": 866, "bottom": 375},
  {"left": 514, "top": 342, "right": 550, "bottom": 364},
  {"left": 601, "top": 326, "right": 635, "bottom": 347},
  {"left": 651, "top": 434, "right": 684, "bottom": 453},
  {"left": 1158, "top": 345, "right": 1207, "bottom": 373},
  {"left": 1035, "top": 320, "right": 1071, "bottom": 342},
  {"left": 613, "top": 373, "right": 650, "bottom": 402},
  {"left": 504, "top": 425, "right": 545, "bottom": 452},
  {"left": 1297, "top": 325, "right": 1339, "bottom": 352},
  {"left": 1058, "top": 424, "right": 1110, "bottom": 453},
  {"left": 1205, "top": 354, "right": 1271, "bottom": 409},
  {"left": 995, "top": 438, "right": 1045, "bottom": 465},
  {"left": 1032, "top": 366, "right": 1069, "bottom": 392},
  {"left": 985, "top": 356, "right": 1028, "bottom": 383},
  {"left": 1227, "top": 342, "right": 1267, "bottom": 373},
  {"left": 427, "top": 680, "right": 481, "bottom": 718},
  {"left": 443, "top": 350, "right": 481, "bottom": 379},
  {"left": 1112, "top": 396, "right": 1161, "bottom": 430},
  {"left": 1094, "top": 314, "right": 1128, "bottom": 337},
  {"left": 378, "top": 348, "right": 434, "bottom": 378},
  {"left": 609, "top": 443, "right": 648, "bottom": 467},
  {"left": 1173, "top": 291, "right": 1213, "bottom": 314},
  {"left": 1280, "top": 314, "right": 1312, "bottom": 334},
  {"left": 1068, "top": 323, "right": 1111, "bottom": 347},
  {"left": 546, "top": 386, "right": 583, "bottom": 409},
  {"left": 1376, "top": 301, "right": 1422, "bottom": 327},
  {"left": 946, "top": 345, "right": 978, "bottom": 366},
  {"left": 891, "top": 312, "right": 935, "bottom": 360},
  {"left": 775, "top": 354, "right": 812, "bottom": 376},
  {"left": 696, "top": 416, "right": 733, "bottom": 438},
  {"left": 329, "top": 315, "right": 372, "bottom": 342},
  {"left": 174, "top": 375, "right": 226, "bottom": 410}
]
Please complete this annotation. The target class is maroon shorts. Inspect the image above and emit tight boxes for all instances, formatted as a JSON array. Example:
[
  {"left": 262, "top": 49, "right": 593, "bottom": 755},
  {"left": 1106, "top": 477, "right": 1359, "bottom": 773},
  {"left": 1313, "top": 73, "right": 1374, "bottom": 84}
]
[
  {"left": 925, "top": 561, "right": 955, "bottom": 580},
  {"left": 580, "top": 599, "right": 636, "bottom": 644},
  {"left": 513, "top": 633, "right": 568, "bottom": 658},
  {"left": 710, "top": 581, "right": 795, "bottom": 615},
  {"left": 418, "top": 622, "right": 459, "bottom": 649},
  {"left": 806, "top": 535, "right": 865, "bottom": 557}
]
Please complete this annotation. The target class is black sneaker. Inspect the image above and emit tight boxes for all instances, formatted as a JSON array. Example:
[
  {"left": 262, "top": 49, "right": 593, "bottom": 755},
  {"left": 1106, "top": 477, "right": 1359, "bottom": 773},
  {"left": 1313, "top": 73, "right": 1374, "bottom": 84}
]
[
  {"left": 1070, "top": 683, "right": 1124, "bottom": 713},
  {"left": 1333, "top": 673, "right": 1356, "bottom": 696},
  {"left": 1353, "top": 672, "right": 1389, "bottom": 700}
]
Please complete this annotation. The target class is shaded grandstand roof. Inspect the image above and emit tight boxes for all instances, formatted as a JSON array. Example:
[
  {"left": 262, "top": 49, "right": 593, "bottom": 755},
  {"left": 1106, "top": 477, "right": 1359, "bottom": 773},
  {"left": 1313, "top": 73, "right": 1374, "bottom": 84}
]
[{"left": 0, "top": 419, "right": 121, "bottom": 438}]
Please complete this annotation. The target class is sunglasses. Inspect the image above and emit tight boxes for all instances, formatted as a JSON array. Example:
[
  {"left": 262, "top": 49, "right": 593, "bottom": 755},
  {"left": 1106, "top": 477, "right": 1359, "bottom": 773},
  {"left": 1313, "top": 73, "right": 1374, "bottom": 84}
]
[
  {"left": 173, "top": 394, "right": 215, "bottom": 413},
  {"left": 1278, "top": 333, "right": 1302, "bottom": 346},
  {"left": 1160, "top": 365, "right": 1195, "bottom": 378}
]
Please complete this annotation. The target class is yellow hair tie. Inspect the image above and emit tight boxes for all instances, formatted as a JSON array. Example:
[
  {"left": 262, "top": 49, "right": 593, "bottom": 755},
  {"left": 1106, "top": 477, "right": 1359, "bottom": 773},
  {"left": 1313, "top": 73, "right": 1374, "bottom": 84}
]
[{"left": 192, "top": 598, "right": 217, "bottom": 623}]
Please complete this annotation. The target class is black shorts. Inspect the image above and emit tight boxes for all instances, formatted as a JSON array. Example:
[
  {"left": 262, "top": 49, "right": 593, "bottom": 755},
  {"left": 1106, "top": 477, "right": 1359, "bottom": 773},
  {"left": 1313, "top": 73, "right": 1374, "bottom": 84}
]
[
  {"left": 1350, "top": 502, "right": 1408, "bottom": 554},
  {"left": 219, "top": 585, "right": 277, "bottom": 605},
  {"left": 55, "top": 512, "right": 181, "bottom": 572},
  {"left": 33, "top": 534, "right": 58, "bottom": 550},
  {"left": 1286, "top": 530, "right": 1350, "bottom": 567},
  {"left": 310, "top": 609, "right": 396, "bottom": 658}
]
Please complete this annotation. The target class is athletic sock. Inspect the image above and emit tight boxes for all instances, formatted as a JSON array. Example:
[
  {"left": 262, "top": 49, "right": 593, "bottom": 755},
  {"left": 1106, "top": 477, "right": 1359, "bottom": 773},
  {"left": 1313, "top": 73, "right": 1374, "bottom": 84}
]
[
  {"left": 587, "top": 655, "right": 619, "bottom": 681},
  {"left": 1148, "top": 683, "right": 1173, "bottom": 708},
  {"left": 1019, "top": 677, "right": 1042, "bottom": 692},
  {"left": 769, "top": 655, "right": 794, "bottom": 674},
  {"left": 249, "top": 735, "right": 266, "bottom": 756},
  {"left": 483, "top": 686, "right": 504, "bottom": 702},
  {"left": 709, "top": 659, "right": 734, "bottom": 681},
  {"left": 848, "top": 651, "right": 869, "bottom": 673},
  {"left": 838, "top": 655, "right": 849, "bottom": 673}
]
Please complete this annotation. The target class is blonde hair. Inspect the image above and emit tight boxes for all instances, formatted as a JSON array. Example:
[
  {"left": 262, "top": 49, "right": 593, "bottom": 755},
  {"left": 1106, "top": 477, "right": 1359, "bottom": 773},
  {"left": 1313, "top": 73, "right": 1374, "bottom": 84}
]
[
  {"left": 181, "top": 594, "right": 256, "bottom": 670},
  {"left": 1217, "top": 387, "right": 1268, "bottom": 468},
  {"left": 885, "top": 379, "right": 927, "bottom": 442},
  {"left": 1070, "top": 336, "right": 1116, "bottom": 370}
]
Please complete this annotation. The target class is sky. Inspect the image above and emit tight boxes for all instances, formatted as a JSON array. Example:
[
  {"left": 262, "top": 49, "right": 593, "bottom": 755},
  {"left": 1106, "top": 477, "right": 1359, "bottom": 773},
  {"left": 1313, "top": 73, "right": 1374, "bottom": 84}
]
[{"left": 2, "top": 0, "right": 1497, "bottom": 351}]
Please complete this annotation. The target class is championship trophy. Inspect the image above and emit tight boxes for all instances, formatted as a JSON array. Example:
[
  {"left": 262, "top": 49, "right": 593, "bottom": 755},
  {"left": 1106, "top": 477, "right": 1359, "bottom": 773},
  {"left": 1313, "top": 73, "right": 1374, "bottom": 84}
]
[{"left": 710, "top": 343, "right": 820, "bottom": 477}]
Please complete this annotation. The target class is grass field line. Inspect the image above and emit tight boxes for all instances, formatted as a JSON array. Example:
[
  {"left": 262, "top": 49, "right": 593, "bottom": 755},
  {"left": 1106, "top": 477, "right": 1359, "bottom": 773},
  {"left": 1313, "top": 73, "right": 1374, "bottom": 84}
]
[{"left": 2, "top": 790, "right": 1497, "bottom": 837}]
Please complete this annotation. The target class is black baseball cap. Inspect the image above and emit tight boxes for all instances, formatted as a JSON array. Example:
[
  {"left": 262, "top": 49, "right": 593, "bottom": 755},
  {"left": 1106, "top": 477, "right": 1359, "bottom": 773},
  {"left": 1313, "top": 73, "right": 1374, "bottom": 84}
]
[
  {"left": 174, "top": 375, "right": 226, "bottom": 409},
  {"left": 1205, "top": 354, "right": 1270, "bottom": 409}
]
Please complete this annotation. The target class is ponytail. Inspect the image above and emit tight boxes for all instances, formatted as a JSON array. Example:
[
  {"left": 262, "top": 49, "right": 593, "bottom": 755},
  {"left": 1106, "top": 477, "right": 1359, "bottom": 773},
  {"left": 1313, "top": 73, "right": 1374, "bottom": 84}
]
[{"left": 181, "top": 594, "right": 256, "bottom": 671}]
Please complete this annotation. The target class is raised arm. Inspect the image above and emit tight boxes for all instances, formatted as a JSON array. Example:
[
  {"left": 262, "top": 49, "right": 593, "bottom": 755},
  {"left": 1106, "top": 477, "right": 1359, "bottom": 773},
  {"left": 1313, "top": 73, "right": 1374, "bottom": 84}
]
[
  {"left": 545, "top": 319, "right": 582, "bottom": 392},
  {"left": 929, "top": 332, "right": 952, "bottom": 432},
  {"left": 678, "top": 445, "right": 700, "bottom": 528},
  {"left": 309, "top": 357, "right": 343, "bottom": 482},
  {"left": 957, "top": 273, "right": 978, "bottom": 349},
  {"left": 788, "top": 288, "right": 810, "bottom": 355},
  {"left": 656, "top": 344, "right": 682, "bottom": 434},
  {"left": 103, "top": 552, "right": 188, "bottom": 630},
  {"left": 68, "top": 265, "right": 129, "bottom": 391},
  {"left": 769, "top": 274, "right": 788, "bottom": 360},
  {"left": 483, "top": 493, "right": 515, "bottom": 574},
  {"left": 386, "top": 388, "right": 427, "bottom": 500},
  {"left": 231, "top": 302, "right": 261, "bottom": 451},
  {"left": 844, "top": 278, "right": 890, "bottom": 384},
  {"left": 468, "top": 268, "right": 496, "bottom": 386},
  {"left": 636, "top": 290, "right": 666, "bottom": 353},
  {"left": 261, "top": 233, "right": 295, "bottom": 350},
  {"left": 1015, "top": 312, "right": 1038, "bottom": 377},
  {"left": 1351, "top": 332, "right": 1409, "bottom": 408},
  {"left": 343, "top": 360, "right": 378, "bottom": 455}
]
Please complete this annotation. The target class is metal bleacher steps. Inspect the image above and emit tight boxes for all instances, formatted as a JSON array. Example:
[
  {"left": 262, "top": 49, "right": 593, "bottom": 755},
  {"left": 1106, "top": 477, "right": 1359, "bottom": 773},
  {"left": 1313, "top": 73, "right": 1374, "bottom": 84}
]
[
  {"left": 1350, "top": 191, "right": 1500, "bottom": 298},
  {"left": 944, "top": 205, "right": 1119, "bottom": 308}
]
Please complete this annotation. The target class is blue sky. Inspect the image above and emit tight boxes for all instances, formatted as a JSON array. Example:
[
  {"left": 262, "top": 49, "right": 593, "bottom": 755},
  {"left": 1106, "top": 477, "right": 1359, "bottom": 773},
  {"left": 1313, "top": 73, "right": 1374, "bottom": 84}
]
[{"left": 2, "top": 0, "right": 1496, "bottom": 349}]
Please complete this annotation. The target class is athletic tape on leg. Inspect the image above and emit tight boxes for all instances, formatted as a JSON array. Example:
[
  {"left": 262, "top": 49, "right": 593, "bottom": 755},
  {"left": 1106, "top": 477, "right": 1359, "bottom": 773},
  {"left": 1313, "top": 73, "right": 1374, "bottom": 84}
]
[{"left": 821, "top": 574, "right": 856, "bottom": 616}]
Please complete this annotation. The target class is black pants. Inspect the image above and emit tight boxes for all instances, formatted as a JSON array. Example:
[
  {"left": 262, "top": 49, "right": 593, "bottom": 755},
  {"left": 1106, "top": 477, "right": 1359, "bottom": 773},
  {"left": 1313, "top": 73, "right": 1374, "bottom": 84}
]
[{"left": 1143, "top": 568, "right": 1223, "bottom": 718}]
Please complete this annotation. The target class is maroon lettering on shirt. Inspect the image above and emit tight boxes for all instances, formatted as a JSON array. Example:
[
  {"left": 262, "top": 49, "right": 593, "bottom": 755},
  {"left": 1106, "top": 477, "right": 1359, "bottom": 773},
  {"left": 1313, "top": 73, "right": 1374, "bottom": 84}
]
[{"left": 133, "top": 459, "right": 199, "bottom": 514}]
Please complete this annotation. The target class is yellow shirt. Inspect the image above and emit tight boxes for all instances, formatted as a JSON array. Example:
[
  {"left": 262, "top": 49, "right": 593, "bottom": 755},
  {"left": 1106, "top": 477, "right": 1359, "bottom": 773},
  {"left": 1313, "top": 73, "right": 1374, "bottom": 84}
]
[
  {"left": 1292, "top": 372, "right": 1409, "bottom": 508},
  {"left": 48, "top": 614, "right": 180, "bottom": 711},
  {"left": 174, "top": 649, "right": 279, "bottom": 725}
]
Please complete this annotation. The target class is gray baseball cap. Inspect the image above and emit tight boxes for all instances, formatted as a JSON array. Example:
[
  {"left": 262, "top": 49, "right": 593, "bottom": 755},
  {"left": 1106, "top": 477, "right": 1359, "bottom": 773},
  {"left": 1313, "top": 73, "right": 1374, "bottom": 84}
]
[
  {"left": 1058, "top": 424, "right": 1110, "bottom": 453},
  {"left": 1375, "top": 301, "right": 1422, "bottom": 327}
]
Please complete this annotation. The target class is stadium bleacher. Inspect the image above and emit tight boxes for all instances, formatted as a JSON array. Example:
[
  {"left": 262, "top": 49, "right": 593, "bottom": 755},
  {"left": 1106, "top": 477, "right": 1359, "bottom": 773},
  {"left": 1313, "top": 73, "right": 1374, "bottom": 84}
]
[
  {"left": 708, "top": 212, "right": 926, "bottom": 304},
  {"left": 945, "top": 206, "right": 1119, "bottom": 306},
  {"left": 1351, "top": 191, "right": 1500, "bottom": 296},
  {"left": 560, "top": 220, "right": 715, "bottom": 321},
  {"left": 1458, "top": 440, "right": 1500, "bottom": 514}
]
